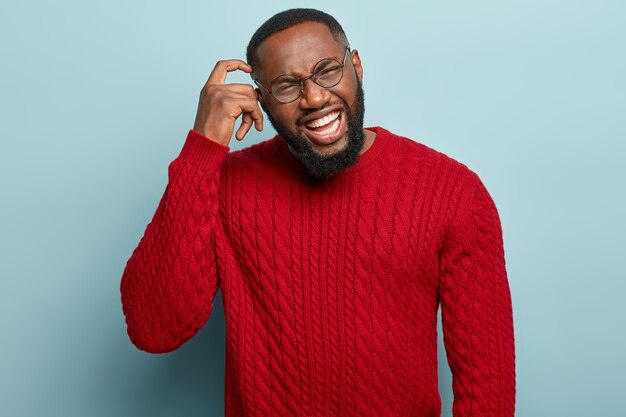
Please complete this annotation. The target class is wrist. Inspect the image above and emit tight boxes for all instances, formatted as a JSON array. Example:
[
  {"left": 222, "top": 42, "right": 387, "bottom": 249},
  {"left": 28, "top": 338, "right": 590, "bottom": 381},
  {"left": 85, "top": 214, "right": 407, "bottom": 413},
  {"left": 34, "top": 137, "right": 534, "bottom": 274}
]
[{"left": 191, "top": 128, "right": 230, "bottom": 147}]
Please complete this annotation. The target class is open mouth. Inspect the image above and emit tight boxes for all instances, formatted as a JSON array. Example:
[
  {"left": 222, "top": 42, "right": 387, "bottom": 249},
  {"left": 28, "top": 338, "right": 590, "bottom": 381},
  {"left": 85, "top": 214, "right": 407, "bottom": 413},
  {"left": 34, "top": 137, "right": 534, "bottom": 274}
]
[{"left": 301, "top": 110, "right": 345, "bottom": 146}]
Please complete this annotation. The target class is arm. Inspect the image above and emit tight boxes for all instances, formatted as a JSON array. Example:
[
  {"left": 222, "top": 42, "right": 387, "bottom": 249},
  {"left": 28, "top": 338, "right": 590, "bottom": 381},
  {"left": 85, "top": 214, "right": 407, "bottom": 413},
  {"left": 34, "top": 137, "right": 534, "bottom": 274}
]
[
  {"left": 120, "top": 130, "right": 230, "bottom": 353},
  {"left": 120, "top": 59, "right": 263, "bottom": 353},
  {"left": 438, "top": 174, "right": 516, "bottom": 416}
]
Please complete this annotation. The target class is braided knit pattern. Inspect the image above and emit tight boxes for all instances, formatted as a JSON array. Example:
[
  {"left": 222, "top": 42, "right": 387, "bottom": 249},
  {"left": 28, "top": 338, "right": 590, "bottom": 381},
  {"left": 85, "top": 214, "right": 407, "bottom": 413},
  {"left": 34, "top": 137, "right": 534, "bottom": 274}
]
[{"left": 120, "top": 126, "right": 516, "bottom": 417}]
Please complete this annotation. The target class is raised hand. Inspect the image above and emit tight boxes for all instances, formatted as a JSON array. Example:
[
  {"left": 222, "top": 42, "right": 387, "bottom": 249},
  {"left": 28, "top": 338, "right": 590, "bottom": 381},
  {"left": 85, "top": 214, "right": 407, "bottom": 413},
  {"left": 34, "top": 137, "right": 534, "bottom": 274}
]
[{"left": 193, "top": 59, "right": 264, "bottom": 146}]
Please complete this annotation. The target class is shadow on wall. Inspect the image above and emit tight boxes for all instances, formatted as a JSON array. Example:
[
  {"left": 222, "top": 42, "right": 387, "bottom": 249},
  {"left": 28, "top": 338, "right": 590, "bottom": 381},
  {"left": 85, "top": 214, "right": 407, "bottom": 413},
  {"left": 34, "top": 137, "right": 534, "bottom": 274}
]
[
  {"left": 437, "top": 307, "right": 454, "bottom": 417},
  {"left": 114, "top": 291, "right": 227, "bottom": 417}
]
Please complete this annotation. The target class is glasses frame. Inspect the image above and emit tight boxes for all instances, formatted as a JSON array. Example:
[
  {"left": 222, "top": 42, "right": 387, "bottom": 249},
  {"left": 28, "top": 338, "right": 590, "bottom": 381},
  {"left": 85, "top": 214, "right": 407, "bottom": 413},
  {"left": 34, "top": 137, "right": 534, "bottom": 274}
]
[{"left": 254, "top": 46, "right": 351, "bottom": 104}]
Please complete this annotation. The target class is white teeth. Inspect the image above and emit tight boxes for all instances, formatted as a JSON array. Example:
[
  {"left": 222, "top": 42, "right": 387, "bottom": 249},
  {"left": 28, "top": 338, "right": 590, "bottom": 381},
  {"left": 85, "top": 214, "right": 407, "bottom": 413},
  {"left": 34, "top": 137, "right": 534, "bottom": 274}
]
[
  {"left": 313, "top": 116, "right": 340, "bottom": 136},
  {"left": 305, "top": 110, "right": 340, "bottom": 129}
]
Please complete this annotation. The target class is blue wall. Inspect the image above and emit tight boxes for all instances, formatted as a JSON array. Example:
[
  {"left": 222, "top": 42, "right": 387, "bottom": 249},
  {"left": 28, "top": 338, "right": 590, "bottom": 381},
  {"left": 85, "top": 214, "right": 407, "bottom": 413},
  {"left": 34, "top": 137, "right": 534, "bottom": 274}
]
[{"left": 1, "top": 1, "right": 624, "bottom": 416}]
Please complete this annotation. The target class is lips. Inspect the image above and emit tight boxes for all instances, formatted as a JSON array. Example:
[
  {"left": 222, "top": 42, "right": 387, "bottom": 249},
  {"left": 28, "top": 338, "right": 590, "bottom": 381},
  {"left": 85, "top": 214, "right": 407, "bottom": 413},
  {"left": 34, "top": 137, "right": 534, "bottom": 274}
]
[
  {"left": 305, "top": 110, "right": 340, "bottom": 129},
  {"left": 300, "top": 108, "right": 346, "bottom": 147}
]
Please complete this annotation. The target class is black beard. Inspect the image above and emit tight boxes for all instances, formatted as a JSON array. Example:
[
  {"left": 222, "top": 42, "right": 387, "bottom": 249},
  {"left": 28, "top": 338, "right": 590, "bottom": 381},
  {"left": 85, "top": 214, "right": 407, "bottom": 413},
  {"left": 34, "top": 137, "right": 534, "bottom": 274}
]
[{"left": 265, "top": 79, "right": 366, "bottom": 180}]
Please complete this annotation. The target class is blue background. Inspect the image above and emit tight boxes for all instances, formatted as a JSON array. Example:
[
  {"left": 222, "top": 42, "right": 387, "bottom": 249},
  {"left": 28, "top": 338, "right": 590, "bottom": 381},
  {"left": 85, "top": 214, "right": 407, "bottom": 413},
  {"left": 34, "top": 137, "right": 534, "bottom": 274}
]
[{"left": 1, "top": 1, "right": 624, "bottom": 416}]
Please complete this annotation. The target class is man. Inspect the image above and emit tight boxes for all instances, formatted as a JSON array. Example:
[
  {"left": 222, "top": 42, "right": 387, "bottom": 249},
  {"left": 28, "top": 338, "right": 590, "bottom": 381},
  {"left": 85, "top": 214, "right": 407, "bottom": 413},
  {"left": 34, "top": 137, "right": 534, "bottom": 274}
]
[{"left": 120, "top": 8, "right": 516, "bottom": 417}]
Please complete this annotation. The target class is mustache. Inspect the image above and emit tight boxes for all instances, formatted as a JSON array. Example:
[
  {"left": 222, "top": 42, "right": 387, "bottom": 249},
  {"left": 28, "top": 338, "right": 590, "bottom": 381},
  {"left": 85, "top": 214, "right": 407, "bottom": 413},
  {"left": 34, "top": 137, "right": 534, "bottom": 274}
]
[{"left": 296, "top": 101, "right": 346, "bottom": 126}]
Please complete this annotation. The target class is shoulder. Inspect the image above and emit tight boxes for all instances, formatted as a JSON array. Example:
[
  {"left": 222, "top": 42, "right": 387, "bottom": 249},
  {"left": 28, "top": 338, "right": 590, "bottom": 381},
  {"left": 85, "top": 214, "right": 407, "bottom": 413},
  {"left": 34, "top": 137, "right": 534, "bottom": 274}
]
[
  {"left": 374, "top": 126, "right": 481, "bottom": 187},
  {"left": 221, "top": 135, "right": 282, "bottom": 174},
  {"left": 376, "top": 126, "right": 486, "bottom": 228},
  {"left": 376, "top": 127, "right": 502, "bottom": 239}
]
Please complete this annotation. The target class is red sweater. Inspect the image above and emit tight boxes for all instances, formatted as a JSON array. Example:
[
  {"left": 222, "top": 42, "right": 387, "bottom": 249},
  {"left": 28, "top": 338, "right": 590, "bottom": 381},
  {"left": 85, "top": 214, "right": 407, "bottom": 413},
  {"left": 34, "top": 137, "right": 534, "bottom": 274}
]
[{"left": 120, "top": 126, "right": 515, "bottom": 417}]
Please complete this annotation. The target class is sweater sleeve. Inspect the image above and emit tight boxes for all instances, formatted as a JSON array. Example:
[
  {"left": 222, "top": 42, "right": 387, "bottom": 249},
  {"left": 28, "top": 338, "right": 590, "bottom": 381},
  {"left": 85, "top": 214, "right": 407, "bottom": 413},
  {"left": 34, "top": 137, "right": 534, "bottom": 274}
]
[
  {"left": 120, "top": 129, "right": 230, "bottom": 353},
  {"left": 438, "top": 174, "right": 516, "bottom": 417}
]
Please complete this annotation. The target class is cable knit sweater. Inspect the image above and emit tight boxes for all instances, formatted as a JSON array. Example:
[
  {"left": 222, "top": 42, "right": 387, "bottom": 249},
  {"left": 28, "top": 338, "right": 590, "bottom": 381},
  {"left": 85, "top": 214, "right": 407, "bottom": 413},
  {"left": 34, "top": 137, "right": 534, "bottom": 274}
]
[{"left": 120, "top": 126, "right": 515, "bottom": 417}]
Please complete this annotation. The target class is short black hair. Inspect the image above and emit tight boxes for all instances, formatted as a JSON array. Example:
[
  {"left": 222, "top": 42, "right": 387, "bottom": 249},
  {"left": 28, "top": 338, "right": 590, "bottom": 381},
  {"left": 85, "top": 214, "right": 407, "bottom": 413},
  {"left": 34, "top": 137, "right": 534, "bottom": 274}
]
[{"left": 246, "top": 8, "right": 348, "bottom": 69}]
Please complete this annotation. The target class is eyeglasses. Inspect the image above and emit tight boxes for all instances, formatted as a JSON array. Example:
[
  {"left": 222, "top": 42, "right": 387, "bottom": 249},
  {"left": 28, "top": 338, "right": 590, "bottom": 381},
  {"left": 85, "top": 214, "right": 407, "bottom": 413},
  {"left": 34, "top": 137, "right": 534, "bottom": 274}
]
[{"left": 254, "top": 46, "right": 351, "bottom": 104}]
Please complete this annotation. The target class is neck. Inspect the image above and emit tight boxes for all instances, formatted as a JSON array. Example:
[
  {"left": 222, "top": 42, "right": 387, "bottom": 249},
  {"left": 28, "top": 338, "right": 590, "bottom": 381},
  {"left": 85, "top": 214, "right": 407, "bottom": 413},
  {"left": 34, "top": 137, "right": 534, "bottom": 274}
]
[{"left": 360, "top": 128, "right": 376, "bottom": 155}]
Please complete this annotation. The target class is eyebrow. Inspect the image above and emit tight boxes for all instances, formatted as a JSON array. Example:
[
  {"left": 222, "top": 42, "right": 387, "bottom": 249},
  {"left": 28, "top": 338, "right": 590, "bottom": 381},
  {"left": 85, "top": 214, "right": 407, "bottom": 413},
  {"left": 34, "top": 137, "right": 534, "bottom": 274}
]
[{"left": 272, "top": 49, "right": 346, "bottom": 80}]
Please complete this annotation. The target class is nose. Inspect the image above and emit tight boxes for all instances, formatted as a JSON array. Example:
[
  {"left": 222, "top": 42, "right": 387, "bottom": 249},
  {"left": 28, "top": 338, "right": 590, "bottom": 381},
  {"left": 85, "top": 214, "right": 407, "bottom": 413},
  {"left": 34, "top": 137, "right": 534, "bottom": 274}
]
[{"left": 299, "top": 78, "right": 330, "bottom": 109}]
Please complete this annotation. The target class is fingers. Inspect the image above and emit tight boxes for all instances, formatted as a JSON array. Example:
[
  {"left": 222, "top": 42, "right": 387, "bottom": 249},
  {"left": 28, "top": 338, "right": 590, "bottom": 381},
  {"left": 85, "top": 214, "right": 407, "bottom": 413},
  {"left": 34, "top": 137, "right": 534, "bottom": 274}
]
[
  {"left": 235, "top": 113, "right": 253, "bottom": 141},
  {"left": 234, "top": 101, "right": 264, "bottom": 141},
  {"left": 207, "top": 59, "right": 252, "bottom": 85},
  {"left": 254, "top": 110, "right": 263, "bottom": 132},
  {"left": 195, "top": 59, "right": 263, "bottom": 144},
  {"left": 212, "top": 83, "right": 258, "bottom": 99}
]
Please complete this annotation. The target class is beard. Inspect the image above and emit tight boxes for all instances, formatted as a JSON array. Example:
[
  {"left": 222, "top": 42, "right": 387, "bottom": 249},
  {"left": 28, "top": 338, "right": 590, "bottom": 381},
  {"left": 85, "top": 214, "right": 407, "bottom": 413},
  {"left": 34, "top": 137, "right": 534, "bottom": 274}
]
[{"left": 265, "top": 79, "right": 366, "bottom": 180}]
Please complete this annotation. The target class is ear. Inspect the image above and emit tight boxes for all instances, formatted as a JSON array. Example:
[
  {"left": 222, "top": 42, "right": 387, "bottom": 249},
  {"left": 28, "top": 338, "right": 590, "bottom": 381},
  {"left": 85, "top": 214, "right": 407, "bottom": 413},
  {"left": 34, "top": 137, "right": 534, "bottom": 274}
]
[
  {"left": 350, "top": 49, "right": 363, "bottom": 82},
  {"left": 254, "top": 86, "right": 268, "bottom": 110},
  {"left": 258, "top": 93, "right": 270, "bottom": 115}
]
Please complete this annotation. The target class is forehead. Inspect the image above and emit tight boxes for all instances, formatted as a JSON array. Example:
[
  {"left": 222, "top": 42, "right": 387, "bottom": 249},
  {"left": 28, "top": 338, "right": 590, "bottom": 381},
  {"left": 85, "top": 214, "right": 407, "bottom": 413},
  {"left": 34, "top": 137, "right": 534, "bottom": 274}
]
[{"left": 254, "top": 21, "right": 345, "bottom": 79}]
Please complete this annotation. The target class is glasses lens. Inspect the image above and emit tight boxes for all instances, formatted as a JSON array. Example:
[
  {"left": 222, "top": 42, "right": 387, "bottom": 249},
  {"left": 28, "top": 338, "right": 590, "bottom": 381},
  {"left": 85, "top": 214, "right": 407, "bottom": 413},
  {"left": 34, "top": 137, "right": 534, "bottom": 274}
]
[
  {"left": 313, "top": 58, "right": 343, "bottom": 88},
  {"left": 271, "top": 77, "right": 302, "bottom": 103}
]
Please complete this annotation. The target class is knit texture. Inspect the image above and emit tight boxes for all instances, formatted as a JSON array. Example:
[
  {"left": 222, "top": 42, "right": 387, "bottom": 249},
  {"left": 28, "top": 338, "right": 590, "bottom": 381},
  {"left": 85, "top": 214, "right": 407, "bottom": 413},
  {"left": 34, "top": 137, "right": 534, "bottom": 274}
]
[{"left": 120, "top": 126, "right": 515, "bottom": 417}]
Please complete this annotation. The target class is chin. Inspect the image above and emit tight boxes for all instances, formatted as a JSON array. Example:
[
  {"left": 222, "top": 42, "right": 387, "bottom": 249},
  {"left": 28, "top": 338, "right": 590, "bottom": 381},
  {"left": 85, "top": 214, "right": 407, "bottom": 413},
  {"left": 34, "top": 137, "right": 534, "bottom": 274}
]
[
  {"left": 286, "top": 125, "right": 364, "bottom": 179},
  {"left": 305, "top": 132, "right": 350, "bottom": 158}
]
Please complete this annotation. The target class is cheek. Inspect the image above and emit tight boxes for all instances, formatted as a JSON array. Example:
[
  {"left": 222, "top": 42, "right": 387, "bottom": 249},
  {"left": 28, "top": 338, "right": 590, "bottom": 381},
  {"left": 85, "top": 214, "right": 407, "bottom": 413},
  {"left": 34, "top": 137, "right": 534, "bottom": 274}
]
[
  {"left": 341, "top": 69, "right": 360, "bottom": 99},
  {"left": 266, "top": 104, "right": 300, "bottom": 127}
]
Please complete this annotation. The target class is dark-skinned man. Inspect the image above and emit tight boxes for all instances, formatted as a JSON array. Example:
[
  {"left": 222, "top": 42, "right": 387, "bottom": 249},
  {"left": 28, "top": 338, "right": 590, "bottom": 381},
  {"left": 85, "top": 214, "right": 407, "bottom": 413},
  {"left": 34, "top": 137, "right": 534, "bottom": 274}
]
[{"left": 121, "top": 8, "right": 515, "bottom": 417}]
